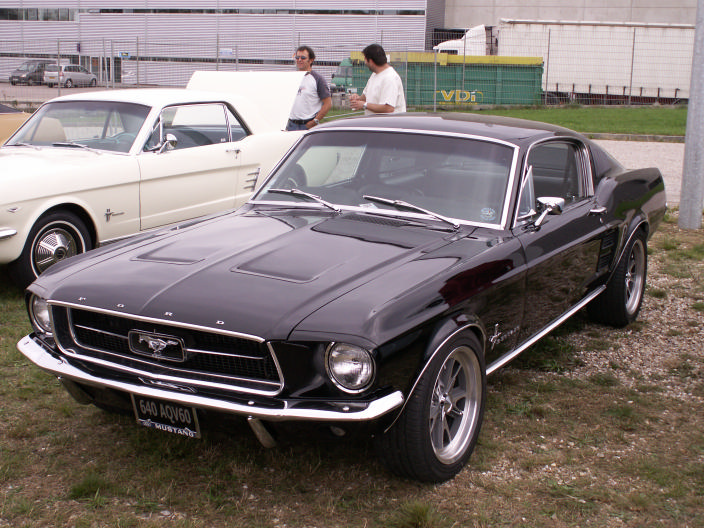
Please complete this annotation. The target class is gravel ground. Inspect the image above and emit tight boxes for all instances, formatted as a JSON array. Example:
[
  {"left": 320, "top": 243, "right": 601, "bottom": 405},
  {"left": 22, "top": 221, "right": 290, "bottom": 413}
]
[{"left": 594, "top": 139, "right": 684, "bottom": 205}]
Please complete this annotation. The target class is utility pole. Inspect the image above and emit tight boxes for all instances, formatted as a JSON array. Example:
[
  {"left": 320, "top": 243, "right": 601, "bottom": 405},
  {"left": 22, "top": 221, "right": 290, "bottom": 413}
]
[{"left": 680, "top": 0, "right": 704, "bottom": 229}]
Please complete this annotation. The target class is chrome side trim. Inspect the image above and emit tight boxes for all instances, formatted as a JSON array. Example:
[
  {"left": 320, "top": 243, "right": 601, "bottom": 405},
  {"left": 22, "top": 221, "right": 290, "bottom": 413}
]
[
  {"left": 486, "top": 285, "right": 606, "bottom": 375},
  {"left": 18, "top": 335, "right": 404, "bottom": 422},
  {"left": 0, "top": 228, "right": 18, "bottom": 240}
]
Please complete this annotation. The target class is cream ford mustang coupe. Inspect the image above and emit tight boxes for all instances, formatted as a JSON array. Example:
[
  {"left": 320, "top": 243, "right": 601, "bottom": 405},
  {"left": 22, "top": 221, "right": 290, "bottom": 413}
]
[{"left": 0, "top": 71, "right": 305, "bottom": 287}]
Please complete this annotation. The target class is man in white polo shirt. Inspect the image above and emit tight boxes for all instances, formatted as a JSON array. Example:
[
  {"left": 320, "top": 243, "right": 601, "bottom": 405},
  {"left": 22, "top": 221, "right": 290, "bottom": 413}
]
[
  {"left": 286, "top": 45, "right": 332, "bottom": 131},
  {"left": 349, "top": 43, "right": 406, "bottom": 115}
]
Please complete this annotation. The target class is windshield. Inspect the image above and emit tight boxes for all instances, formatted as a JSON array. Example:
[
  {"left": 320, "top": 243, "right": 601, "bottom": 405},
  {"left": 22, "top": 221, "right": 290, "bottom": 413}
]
[
  {"left": 255, "top": 130, "right": 515, "bottom": 226},
  {"left": 6, "top": 100, "right": 151, "bottom": 153}
]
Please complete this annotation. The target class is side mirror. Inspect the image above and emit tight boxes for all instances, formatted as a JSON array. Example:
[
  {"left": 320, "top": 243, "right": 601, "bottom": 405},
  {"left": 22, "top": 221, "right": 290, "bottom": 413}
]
[
  {"left": 157, "top": 133, "right": 178, "bottom": 153},
  {"left": 534, "top": 197, "right": 565, "bottom": 228}
]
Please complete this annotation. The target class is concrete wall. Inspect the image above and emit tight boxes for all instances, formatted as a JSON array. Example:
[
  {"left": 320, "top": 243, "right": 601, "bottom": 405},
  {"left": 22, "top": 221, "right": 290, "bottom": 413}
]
[{"left": 445, "top": 0, "right": 698, "bottom": 28}]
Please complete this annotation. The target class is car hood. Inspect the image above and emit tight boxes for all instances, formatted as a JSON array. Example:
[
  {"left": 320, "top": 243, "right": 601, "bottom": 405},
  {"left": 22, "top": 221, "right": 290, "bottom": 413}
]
[
  {"left": 0, "top": 147, "right": 135, "bottom": 203},
  {"left": 187, "top": 70, "right": 306, "bottom": 131},
  {"left": 33, "top": 208, "right": 482, "bottom": 343}
]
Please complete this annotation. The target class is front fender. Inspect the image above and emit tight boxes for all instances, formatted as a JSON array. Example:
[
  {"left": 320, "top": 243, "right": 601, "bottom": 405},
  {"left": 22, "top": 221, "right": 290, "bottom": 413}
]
[{"left": 379, "top": 316, "right": 486, "bottom": 430}]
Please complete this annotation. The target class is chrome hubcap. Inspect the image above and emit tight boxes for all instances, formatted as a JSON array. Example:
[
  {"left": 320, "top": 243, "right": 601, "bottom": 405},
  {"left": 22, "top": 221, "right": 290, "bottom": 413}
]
[
  {"left": 429, "top": 346, "right": 482, "bottom": 464},
  {"left": 33, "top": 227, "right": 79, "bottom": 274},
  {"left": 625, "top": 239, "right": 645, "bottom": 314}
]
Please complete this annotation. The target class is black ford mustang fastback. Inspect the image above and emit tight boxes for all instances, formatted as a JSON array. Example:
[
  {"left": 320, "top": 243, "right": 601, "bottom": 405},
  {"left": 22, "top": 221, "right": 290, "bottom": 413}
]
[{"left": 19, "top": 113, "right": 666, "bottom": 482}]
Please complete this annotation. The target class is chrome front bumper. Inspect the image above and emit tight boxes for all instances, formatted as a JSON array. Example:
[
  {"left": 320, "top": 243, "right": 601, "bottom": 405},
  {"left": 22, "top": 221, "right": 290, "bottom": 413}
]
[{"left": 18, "top": 334, "right": 404, "bottom": 422}]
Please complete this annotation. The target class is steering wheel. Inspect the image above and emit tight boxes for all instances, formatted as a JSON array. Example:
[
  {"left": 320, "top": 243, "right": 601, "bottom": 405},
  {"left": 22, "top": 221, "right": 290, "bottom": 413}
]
[{"left": 109, "top": 132, "right": 137, "bottom": 152}]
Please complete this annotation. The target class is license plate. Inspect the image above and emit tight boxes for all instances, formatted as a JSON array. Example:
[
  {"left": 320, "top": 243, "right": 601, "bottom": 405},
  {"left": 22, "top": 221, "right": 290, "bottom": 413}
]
[{"left": 131, "top": 394, "right": 201, "bottom": 439}]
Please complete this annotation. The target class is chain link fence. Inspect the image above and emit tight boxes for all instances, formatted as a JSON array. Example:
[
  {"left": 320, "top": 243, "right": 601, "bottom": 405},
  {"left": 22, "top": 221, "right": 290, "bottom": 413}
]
[{"left": 0, "top": 23, "right": 694, "bottom": 111}]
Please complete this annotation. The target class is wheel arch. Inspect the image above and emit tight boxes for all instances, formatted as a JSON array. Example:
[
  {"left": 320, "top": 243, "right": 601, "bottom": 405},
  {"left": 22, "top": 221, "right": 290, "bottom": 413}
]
[
  {"left": 612, "top": 217, "right": 649, "bottom": 277},
  {"left": 35, "top": 203, "right": 98, "bottom": 250},
  {"left": 383, "top": 314, "right": 487, "bottom": 432}
]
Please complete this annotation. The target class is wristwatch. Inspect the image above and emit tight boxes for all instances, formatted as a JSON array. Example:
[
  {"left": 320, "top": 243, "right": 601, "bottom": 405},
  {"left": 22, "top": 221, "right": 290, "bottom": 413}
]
[
  {"left": 363, "top": 102, "right": 368, "bottom": 110},
  {"left": 313, "top": 118, "right": 320, "bottom": 125}
]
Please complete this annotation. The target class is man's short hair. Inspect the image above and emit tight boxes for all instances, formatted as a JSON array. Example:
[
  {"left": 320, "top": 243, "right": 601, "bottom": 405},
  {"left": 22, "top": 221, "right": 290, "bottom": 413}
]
[
  {"left": 362, "top": 44, "right": 387, "bottom": 66},
  {"left": 296, "top": 45, "right": 316, "bottom": 61}
]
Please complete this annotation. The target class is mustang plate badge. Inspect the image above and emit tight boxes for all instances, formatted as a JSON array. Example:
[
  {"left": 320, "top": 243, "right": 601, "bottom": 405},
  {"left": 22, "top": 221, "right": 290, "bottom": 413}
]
[{"left": 128, "top": 331, "right": 186, "bottom": 362}]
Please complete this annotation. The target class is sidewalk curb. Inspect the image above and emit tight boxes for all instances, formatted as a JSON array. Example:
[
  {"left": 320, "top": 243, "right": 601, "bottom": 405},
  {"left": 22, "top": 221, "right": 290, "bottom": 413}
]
[{"left": 585, "top": 133, "right": 685, "bottom": 143}]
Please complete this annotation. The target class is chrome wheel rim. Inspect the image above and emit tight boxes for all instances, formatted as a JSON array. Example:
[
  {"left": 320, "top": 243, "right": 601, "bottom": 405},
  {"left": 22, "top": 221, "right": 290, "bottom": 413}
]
[
  {"left": 32, "top": 225, "right": 81, "bottom": 275},
  {"left": 429, "top": 346, "right": 482, "bottom": 464},
  {"left": 625, "top": 239, "right": 645, "bottom": 315}
]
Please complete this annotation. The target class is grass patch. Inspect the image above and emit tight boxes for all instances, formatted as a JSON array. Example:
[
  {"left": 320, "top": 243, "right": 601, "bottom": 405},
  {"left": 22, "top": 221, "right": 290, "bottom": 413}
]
[
  {"left": 330, "top": 105, "right": 687, "bottom": 136},
  {"left": 462, "top": 105, "right": 687, "bottom": 136},
  {"left": 513, "top": 336, "right": 580, "bottom": 373},
  {"left": 382, "top": 501, "right": 448, "bottom": 528}
]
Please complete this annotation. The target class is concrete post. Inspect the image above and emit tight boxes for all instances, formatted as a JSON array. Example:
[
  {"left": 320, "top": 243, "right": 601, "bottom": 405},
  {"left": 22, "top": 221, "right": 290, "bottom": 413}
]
[{"left": 680, "top": 0, "right": 704, "bottom": 229}]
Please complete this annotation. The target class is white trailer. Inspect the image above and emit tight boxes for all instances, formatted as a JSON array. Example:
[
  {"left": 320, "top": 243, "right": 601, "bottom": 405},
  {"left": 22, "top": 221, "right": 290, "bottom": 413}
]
[{"left": 496, "top": 19, "right": 694, "bottom": 103}]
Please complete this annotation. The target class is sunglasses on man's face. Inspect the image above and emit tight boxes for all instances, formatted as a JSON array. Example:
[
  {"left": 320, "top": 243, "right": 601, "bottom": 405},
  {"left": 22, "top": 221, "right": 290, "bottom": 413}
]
[{"left": 294, "top": 56, "right": 309, "bottom": 60}]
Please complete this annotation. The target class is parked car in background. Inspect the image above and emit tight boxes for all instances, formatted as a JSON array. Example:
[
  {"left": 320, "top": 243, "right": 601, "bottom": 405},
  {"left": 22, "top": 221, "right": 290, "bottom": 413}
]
[
  {"left": 44, "top": 64, "right": 98, "bottom": 88},
  {"left": 18, "top": 113, "right": 667, "bottom": 482},
  {"left": 9, "top": 59, "right": 54, "bottom": 85},
  {"left": 1, "top": 70, "right": 305, "bottom": 287}
]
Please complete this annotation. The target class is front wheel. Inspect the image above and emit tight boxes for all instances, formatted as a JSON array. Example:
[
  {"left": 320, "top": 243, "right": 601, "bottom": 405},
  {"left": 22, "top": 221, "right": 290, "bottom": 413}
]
[
  {"left": 64, "top": 78, "right": 73, "bottom": 88},
  {"left": 89, "top": 78, "right": 97, "bottom": 87},
  {"left": 8, "top": 211, "right": 91, "bottom": 288},
  {"left": 588, "top": 230, "right": 647, "bottom": 327},
  {"left": 376, "top": 333, "right": 486, "bottom": 482}
]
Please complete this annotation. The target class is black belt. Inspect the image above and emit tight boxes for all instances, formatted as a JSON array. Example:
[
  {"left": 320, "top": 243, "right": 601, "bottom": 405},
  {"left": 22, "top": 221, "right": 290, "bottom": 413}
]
[{"left": 289, "top": 117, "right": 314, "bottom": 125}]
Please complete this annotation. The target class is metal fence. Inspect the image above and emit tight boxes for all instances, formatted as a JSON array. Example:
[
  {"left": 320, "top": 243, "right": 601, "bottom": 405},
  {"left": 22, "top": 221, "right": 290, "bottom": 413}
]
[{"left": 0, "top": 23, "right": 694, "bottom": 110}]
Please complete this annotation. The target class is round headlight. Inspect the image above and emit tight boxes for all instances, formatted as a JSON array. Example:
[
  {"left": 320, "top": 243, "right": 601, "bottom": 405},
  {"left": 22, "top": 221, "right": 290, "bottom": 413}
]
[
  {"left": 29, "top": 295, "right": 53, "bottom": 335},
  {"left": 326, "top": 343, "right": 375, "bottom": 393}
]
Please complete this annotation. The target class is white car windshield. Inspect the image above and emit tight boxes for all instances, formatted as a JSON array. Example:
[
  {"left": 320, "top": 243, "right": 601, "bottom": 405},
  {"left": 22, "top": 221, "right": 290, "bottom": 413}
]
[
  {"left": 6, "top": 100, "right": 151, "bottom": 153},
  {"left": 256, "top": 130, "right": 515, "bottom": 226}
]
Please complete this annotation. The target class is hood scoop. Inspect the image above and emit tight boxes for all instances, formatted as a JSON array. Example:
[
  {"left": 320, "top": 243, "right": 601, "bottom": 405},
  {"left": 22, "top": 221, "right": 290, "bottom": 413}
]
[{"left": 234, "top": 239, "right": 346, "bottom": 282}]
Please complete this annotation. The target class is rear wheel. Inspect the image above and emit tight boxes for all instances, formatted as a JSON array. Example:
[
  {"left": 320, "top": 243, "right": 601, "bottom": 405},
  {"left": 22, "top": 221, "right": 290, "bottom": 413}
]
[
  {"left": 376, "top": 332, "right": 486, "bottom": 482},
  {"left": 8, "top": 211, "right": 91, "bottom": 288},
  {"left": 89, "top": 78, "right": 97, "bottom": 87},
  {"left": 588, "top": 229, "right": 647, "bottom": 327}
]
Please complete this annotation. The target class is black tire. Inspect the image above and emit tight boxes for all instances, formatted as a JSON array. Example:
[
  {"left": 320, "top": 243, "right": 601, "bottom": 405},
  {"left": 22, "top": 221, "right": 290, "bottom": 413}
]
[
  {"left": 27, "top": 78, "right": 34, "bottom": 86},
  {"left": 8, "top": 211, "right": 91, "bottom": 288},
  {"left": 89, "top": 78, "right": 97, "bottom": 87},
  {"left": 47, "top": 83, "right": 55, "bottom": 88},
  {"left": 375, "top": 332, "right": 486, "bottom": 482},
  {"left": 587, "top": 229, "right": 647, "bottom": 327},
  {"left": 64, "top": 78, "right": 73, "bottom": 88}
]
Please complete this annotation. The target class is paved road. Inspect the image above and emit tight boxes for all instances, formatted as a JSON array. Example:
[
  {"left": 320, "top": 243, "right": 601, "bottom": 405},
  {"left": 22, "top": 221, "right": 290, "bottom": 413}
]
[{"left": 595, "top": 140, "right": 684, "bottom": 205}]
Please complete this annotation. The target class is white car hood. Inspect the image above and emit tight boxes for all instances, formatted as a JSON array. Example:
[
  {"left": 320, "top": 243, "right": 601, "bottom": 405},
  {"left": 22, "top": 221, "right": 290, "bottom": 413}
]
[
  {"left": 0, "top": 147, "right": 135, "bottom": 203},
  {"left": 187, "top": 71, "right": 306, "bottom": 132}
]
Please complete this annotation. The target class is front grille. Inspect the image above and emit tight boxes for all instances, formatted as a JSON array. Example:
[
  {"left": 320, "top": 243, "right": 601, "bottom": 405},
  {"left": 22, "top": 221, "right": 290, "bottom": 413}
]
[{"left": 52, "top": 306, "right": 282, "bottom": 395}]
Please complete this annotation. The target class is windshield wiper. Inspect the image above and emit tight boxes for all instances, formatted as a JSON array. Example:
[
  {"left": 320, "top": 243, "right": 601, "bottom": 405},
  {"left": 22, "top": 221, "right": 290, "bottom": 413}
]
[
  {"left": 7, "top": 142, "right": 41, "bottom": 150},
  {"left": 52, "top": 141, "right": 102, "bottom": 154},
  {"left": 363, "top": 195, "right": 460, "bottom": 229},
  {"left": 267, "top": 188, "right": 341, "bottom": 213}
]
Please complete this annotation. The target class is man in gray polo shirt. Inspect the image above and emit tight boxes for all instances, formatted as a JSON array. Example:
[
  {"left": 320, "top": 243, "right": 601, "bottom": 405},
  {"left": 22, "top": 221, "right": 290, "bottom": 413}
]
[{"left": 286, "top": 45, "right": 332, "bottom": 131}]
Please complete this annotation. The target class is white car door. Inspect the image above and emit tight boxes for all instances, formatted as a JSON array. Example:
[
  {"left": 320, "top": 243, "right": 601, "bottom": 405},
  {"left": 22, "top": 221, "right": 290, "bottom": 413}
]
[{"left": 137, "top": 102, "right": 249, "bottom": 230}]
